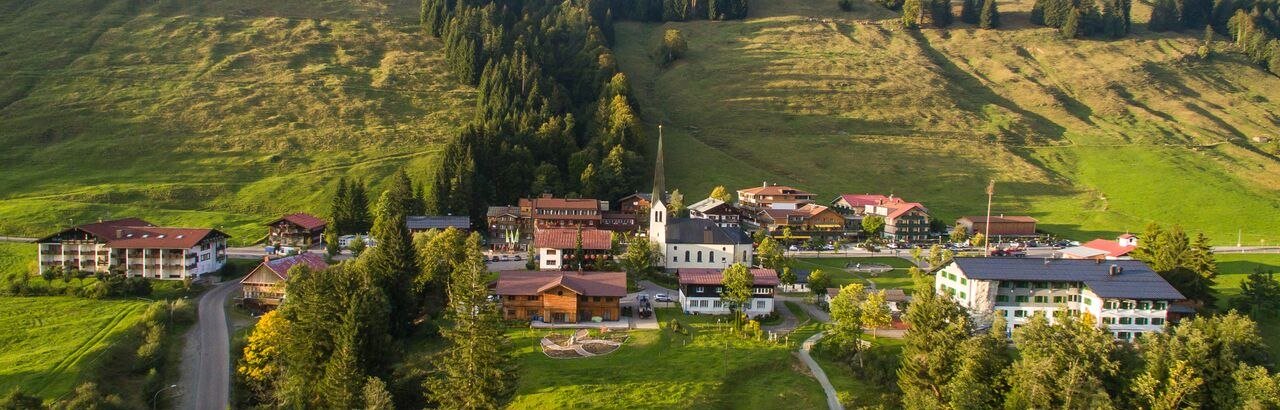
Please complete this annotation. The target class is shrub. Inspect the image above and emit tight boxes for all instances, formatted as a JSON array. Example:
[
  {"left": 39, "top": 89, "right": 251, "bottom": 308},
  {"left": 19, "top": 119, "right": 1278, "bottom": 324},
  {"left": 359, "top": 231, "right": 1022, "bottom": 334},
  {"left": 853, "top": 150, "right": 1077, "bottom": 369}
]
[
  {"left": 658, "top": 29, "right": 688, "bottom": 66},
  {"left": 839, "top": 0, "right": 854, "bottom": 11},
  {"left": 171, "top": 299, "right": 196, "bottom": 325}
]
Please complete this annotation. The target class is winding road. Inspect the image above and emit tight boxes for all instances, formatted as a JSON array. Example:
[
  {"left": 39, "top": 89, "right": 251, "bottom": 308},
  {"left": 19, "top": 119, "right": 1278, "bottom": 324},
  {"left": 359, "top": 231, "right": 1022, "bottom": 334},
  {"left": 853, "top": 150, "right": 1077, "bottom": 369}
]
[{"left": 178, "top": 280, "right": 240, "bottom": 410}]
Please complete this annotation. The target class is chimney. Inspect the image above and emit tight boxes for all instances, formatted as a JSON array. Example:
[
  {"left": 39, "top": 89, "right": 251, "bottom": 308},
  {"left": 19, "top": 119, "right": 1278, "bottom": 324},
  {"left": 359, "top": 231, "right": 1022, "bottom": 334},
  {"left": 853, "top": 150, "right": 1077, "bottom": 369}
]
[
  {"left": 263, "top": 256, "right": 270, "bottom": 263},
  {"left": 1108, "top": 264, "right": 1120, "bottom": 276},
  {"left": 116, "top": 230, "right": 123, "bottom": 239},
  {"left": 762, "top": 181, "right": 768, "bottom": 188}
]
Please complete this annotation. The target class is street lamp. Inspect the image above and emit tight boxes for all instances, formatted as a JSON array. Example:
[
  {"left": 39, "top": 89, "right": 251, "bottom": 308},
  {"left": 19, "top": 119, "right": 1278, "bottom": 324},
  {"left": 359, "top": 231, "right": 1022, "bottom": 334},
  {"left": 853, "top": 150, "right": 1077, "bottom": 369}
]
[{"left": 152, "top": 384, "right": 178, "bottom": 410}]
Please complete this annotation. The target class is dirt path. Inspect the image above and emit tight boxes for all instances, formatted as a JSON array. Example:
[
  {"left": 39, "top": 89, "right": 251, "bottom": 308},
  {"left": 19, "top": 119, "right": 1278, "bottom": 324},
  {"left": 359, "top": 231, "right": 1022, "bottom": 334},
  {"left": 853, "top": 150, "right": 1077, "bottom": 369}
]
[{"left": 178, "top": 280, "right": 240, "bottom": 410}]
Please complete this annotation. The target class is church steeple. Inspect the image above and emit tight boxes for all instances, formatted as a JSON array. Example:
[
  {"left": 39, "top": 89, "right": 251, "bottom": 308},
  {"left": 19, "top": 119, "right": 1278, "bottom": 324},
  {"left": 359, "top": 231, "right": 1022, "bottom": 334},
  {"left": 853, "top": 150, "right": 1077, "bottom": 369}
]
[{"left": 651, "top": 124, "right": 665, "bottom": 204}]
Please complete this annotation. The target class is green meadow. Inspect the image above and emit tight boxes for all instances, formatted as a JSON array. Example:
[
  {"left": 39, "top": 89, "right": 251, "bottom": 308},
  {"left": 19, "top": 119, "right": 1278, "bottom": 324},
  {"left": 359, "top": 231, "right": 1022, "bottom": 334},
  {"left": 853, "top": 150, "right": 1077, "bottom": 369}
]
[
  {"left": 797, "top": 256, "right": 920, "bottom": 292},
  {"left": 0, "top": 0, "right": 473, "bottom": 244},
  {"left": 0, "top": 297, "right": 149, "bottom": 399},
  {"left": 615, "top": 0, "right": 1280, "bottom": 244},
  {"left": 506, "top": 308, "right": 827, "bottom": 409}
]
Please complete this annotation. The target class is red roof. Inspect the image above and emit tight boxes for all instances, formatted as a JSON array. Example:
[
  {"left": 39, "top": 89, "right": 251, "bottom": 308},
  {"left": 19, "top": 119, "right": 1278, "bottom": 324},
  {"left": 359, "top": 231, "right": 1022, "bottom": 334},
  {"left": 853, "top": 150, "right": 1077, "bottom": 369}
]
[
  {"left": 40, "top": 218, "right": 227, "bottom": 249},
  {"left": 677, "top": 268, "right": 780, "bottom": 286},
  {"left": 533, "top": 228, "right": 612, "bottom": 250},
  {"left": 270, "top": 213, "right": 327, "bottom": 230},
  {"left": 1082, "top": 239, "right": 1136, "bottom": 257},
  {"left": 836, "top": 194, "right": 889, "bottom": 208},
  {"left": 494, "top": 271, "right": 627, "bottom": 297},
  {"left": 886, "top": 202, "right": 927, "bottom": 220},
  {"left": 521, "top": 197, "right": 603, "bottom": 210}
]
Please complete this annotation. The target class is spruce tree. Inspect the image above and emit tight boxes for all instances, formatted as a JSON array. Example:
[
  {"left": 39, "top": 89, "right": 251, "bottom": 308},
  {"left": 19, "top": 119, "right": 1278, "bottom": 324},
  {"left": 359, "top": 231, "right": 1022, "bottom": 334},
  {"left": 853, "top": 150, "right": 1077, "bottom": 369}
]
[
  {"left": 426, "top": 235, "right": 509, "bottom": 408},
  {"left": 362, "top": 377, "right": 395, "bottom": 410},
  {"left": 332, "top": 178, "right": 351, "bottom": 234},
  {"left": 363, "top": 188, "right": 419, "bottom": 336},
  {"left": 1031, "top": 0, "right": 1048, "bottom": 24},
  {"left": 321, "top": 324, "right": 364, "bottom": 409},
  {"left": 1061, "top": 7, "right": 1083, "bottom": 38},
  {"left": 979, "top": 0, "right": 1001, "bottom": 28},
  {"left": 962, "top": 0, "right": 982, "bottom": 24},
  {"left": 325, "top": 223, "right": 340, "bottom": 257},
  {"left": 897, "top": 267, "right": 971, "bottom": 409},
  {"left": 928, "top": 0, "right": 955, "bottom": 27},
  {"left": 1006, "top": 314, "right": 1117, "bottom": 408},
  {"left": 944, "top": 316, "right": 1009, "bottom": 409},
  {"left": 1150, "top": 0, "right": 1180, "bottom": 31},
  {"left": 349, "top": 180, "right": 372, "bottom": 234}
]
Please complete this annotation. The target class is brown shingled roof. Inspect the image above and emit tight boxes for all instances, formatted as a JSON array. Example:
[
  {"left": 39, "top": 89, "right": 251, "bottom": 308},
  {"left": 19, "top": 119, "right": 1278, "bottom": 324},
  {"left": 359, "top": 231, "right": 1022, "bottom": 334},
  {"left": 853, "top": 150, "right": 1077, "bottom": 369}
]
[
  {"left": 269, "top": 213, "right": 327, "bottom": 230},
  {"left": 494, "top": 271, "right": 627, "bottom": 297},
  {"left": 677, "top": 268, "right": 780, "bottom": 286},
  {"left": 39, "top": 218, "right": 228, "bottom": 249}
]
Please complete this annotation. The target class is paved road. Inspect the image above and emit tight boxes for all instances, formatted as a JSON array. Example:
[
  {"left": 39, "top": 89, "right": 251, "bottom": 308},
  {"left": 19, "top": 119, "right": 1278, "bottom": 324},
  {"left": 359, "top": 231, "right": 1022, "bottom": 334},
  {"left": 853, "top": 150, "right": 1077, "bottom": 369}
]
[
  {"left": 0, "top": 236, "right": 34, "bottom": 243},
  {"left": 179, "top": 280, "right": 240, "bottom": 410},
  {"left": 799, "top": 332, "right": 843, "bottom": 410}
]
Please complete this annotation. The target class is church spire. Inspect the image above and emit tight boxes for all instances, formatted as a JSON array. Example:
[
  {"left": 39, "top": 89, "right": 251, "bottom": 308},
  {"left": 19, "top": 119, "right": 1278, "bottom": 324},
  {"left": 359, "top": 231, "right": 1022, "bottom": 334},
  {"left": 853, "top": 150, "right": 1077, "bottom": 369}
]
[{"left": 651, "top": 124, "right": 665, "bottom": 204}]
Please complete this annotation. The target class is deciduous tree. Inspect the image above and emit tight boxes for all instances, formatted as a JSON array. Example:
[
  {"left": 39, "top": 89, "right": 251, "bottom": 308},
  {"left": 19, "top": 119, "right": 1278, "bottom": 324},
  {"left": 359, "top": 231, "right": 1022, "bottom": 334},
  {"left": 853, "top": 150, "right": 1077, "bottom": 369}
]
[
  {"left": 722, "top": 263, "right": 754, "bottom": 328},
  {"left": 709, "top": 185, "right": 733, "bottom": 202}
]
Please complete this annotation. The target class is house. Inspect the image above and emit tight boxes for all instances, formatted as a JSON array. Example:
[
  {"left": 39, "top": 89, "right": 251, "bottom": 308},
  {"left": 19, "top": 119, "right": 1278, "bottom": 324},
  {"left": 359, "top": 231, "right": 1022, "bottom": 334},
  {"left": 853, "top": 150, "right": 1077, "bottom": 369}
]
[
  {"left": 1061, "top": 235, "right": 1139, "bottom": 260},
  {"left": 935, "top": 258, "right": 1186, "bottom": 341},
  {"left": 600, "top": 212, "right": 639, "bottom": 233},
  {"left": 688, "top": 198, "right": 745, "bottom": 228},
  {"left": 406, "top": 215, "right": 471, "bottom": 234},
  {"left": 834, "top": 194, "right": 932, "bottom": 242},
  {"left": 956, "top": 215, "right": 1038, "bottom": 237},
  {"left": 754, "top": 204, "right": 848, "bottom": 241},
  {"left": 616, "top": 193, "right": 653, "bottom": 217},
  {"left": 519, "top": 194, "right": 608, "bottom": 230},
  {"left": 533, "top": 228, "right": 613, "bottom": 271},
  {"left": 486, "top": 205, "right": 528, "bottom": 251},
  {"left": 677, "top": 267, "right": 779, "bottom": 317},
  {"left": 36, "top": 218, "right": 229, "bottom": 280},
  {"left": 736, "top": 183, "right": 816, "bottom": 210},
  {"left": 495, "top": 271, "right": 626, "bottom": 323},
  {"left": 647, "top": 133, "right": 755, "bottom": 270},
  {"left": 240, "top": 253, "right": 328, "bottom": 308},
  {"left": 266, "top": 213, "right": 326, "bottom": 248}
]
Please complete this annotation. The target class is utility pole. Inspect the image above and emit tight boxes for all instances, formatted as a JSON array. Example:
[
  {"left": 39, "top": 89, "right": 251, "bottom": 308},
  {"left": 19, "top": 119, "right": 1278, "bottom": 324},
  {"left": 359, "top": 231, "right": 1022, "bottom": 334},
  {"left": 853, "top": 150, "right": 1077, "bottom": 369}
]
[{"left": 984, "top": 180, "right": 995, "bottom": 257}]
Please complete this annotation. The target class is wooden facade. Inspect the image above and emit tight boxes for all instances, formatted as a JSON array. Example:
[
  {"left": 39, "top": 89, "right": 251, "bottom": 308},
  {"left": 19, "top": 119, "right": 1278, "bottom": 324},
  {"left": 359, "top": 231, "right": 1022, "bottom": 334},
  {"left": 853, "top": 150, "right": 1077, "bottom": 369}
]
[
  {"left": 495, "top": 271, "right": 626, "bottom": 323},
  {"left": 241, "top": 264, "right": 286, "bottom": 307}
]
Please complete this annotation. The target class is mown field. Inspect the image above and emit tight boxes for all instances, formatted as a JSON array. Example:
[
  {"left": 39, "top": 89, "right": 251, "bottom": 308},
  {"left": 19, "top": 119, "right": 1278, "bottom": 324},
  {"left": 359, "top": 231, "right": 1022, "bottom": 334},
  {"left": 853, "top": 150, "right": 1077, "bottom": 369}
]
[
  {"left": 0, "top": 296, "right": 149, "bottom": 398},
  {"left": 0, "top": 0, "right": 474, "bottom": 244},
  {"left": 797, "top": 256, "right": 919, "bottom": 292},
  {"left": 506, "top": 308, "right": 827, "bottom": 409},
  {"left": 615, "top": 0, "right": 1280, "bottom": 244},
  {"left": 1214, "top": 253, "right": 1280, "bottom": 358}
]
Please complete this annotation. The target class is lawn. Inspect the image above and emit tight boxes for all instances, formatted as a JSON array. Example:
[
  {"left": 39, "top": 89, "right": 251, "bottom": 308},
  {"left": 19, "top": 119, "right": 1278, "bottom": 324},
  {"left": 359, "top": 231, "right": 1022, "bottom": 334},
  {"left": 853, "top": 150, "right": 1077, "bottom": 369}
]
[
  {"left": 0, "top": 0, "right": 474, "bottom": 244},
  {"left": 0, "top": 296, "right": 150, "bottom": 398},
  {"left": 0, "top": 243, "right": 35, "bottom": 278},
  {"left": 797, "top": 257, "right": 919, "bottom": 293},
  {"left": 1213, "top": 253, "right": 1280, "bottom": 359},
  {"left": 812, "top": 336, "right": 905, "bottom": 409},
  {"left": 615, "top": 0, "right": 1280, "bottom": 245},
  {"left": 506, "top": 308, "right": 828, "bottom": 409}
]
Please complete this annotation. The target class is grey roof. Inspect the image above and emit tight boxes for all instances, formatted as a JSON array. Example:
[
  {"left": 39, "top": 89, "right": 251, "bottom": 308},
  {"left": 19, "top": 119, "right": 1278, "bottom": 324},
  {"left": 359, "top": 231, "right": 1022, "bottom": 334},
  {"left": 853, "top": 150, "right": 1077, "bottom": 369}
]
[
  {"left": 666, "top": 218, "right": 751, "bottom": 245},
  {"left": 406, "top": 215, "right": 471, "bottom": 231},
  {"left": 951, "top": 258, "right": 1185, "bottom": 300}
]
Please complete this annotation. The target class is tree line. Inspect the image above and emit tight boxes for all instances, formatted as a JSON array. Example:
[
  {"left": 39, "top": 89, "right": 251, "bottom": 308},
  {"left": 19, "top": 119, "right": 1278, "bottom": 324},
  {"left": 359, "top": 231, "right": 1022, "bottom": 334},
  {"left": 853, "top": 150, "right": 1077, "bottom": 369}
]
[
  {"left": 419, "top": 0, "right": 656, "bottom": 228},
  {"left": 617, "top": 0, "right": 749, "bottom": 21},
  {"left": 1225, "top": 0, "right": 1280, "bottom": 75},
  {"left": 1031, "top": 0, "right": 1133, "bottom": 38},
  {"left": 237, "top": 171, "right": 511, "bottom": 409}
]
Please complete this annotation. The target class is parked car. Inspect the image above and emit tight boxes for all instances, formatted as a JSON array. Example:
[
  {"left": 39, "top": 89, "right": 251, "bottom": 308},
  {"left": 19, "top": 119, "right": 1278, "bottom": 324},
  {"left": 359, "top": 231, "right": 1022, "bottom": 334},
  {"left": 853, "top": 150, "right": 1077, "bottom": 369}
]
[
  {"left": 789, "top": 245, "right": 800, "bottom": 252},
  {"left": 654, "top": 293, "right": 672, "bottom": 303}
]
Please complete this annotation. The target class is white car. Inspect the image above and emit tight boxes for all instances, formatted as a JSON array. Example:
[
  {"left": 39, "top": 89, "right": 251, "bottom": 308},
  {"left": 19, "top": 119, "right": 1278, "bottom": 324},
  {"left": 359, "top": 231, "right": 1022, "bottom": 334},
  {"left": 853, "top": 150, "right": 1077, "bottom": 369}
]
[{"left": 653, "top": 294, "right": 672, "bottom": 303}]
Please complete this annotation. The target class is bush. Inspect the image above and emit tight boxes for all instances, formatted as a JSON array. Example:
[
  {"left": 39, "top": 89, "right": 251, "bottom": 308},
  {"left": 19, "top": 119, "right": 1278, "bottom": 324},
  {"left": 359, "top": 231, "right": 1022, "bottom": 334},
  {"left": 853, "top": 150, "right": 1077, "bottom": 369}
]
[
  {"left": 667, "top": 319, "right": 688, "bottom": 335},
  {"left": 838, "top": 0, "right": 854, "bottom": 11},
  {"left": 658, "top": 29, "right": 688, "bottom": 66},
  {"left": 171, "top": 299, "right": 196, "bottom": 325}
]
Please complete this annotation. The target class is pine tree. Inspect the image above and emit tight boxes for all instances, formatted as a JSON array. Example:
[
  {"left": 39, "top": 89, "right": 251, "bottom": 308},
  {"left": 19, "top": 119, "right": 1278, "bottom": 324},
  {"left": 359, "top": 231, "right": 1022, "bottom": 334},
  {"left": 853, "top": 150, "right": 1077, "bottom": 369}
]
[
  {"left": 1134, "top": 313, "right": 1270, "bottom": 409},
  {"left": 1043, "top": 0, "right": 1072, "bottom": 26},
  {"left": 325, "top": 223, "right": 340, "bottom": 257},
  {"left": 1236, "top": 269, "right": 1280, "bottom": 319},
  {"left": 1187, "top": 232, "right": 1217, "bottom": 278},
  {"left": 979, "top": 0, "right": 1001, "bottom": 28},
  {"left": 962, "top": 0, "right": 982, "bottom": 24},
  {"left": 363, "top": 187, "right": 419, "bottom": 336},
  {"left": 897, "top": 267, "right": 971, "bottom": 409},
  {"left": 903, "top": 0, "right": 925, "bottom": 28},
  {"left": 362, "top": 377, "right": 395, "bottom": 410},
  {"left": 349, "top": 180, "right": 372, "bottom": 234},
  {"left": 944, "top": 316, "right": 1009, "bottom": 409},
  {"left": 1031, "top": 0, "right": 1049, "bottom": 24},
  {"left": 320, "top": 324, "right": 364, "bottom": 409},
  {"left": 1061, "top": 7, "right": 1083, "bottom": 38},
  {"left": 426, "top": 235, "right": 509, "bottom": 409},
  {"left": 928, "top": 0, "right": 955, "bottom": 27},
  {"left": 1150, "top": 0, "right": 1180, "bottom": 31},
  {"left": 332, "top": 178, "right": 351, "bottom": 234},
  {"left": 1005, "top": 314, "right": 1117, "bottom": 409}
]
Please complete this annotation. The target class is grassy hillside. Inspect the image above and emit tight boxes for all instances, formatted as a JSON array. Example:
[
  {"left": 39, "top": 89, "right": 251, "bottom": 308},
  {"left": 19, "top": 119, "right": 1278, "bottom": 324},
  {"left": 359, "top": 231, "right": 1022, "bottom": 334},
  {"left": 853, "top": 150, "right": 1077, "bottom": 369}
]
[
  {"left": 0, "top": 0, "right": 474, "bottom": 244},
  {"left": 616, "top": 0, "right": 1280, "bottom": 244},
  {"left": 0, "top": 296, "right": 149, "bottom": 398}
]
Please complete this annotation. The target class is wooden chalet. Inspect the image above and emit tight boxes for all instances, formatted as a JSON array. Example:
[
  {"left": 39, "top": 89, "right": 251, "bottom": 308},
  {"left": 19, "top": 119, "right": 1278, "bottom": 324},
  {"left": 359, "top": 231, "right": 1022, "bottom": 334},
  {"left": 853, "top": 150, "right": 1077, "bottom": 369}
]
[
  {"left": 494, "top": 271, "right": 627, "bottom": 323},
  {"left": 239, "top": 253, "right": 328, "bottom": 308},
  {"left": 266, "top": 213, "right": 327, "bottom": 249}
]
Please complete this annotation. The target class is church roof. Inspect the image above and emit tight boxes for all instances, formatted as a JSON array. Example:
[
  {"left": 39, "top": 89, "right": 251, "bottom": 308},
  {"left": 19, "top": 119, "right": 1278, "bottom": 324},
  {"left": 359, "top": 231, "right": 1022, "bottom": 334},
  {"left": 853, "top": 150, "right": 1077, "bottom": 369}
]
[{"left": 665, "top": 218, "right": 751, "bottom": 245}]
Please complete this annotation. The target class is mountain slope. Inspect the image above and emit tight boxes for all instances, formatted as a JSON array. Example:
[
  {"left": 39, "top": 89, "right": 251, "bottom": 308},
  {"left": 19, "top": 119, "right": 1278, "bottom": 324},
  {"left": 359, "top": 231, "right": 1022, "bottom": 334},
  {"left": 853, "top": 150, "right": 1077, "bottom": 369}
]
[
  {"left": 0, "top": 0, "right": 473, "bottom": 243},
  {"left": 615, "top": 0, "right": 1280, "bottom": 243}
]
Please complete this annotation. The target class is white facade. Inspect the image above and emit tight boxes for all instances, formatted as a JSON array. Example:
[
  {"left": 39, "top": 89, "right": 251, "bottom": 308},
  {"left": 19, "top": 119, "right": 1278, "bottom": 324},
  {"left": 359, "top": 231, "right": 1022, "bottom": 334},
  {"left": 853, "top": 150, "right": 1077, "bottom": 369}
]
[
  {"left": 37, "top": 239, "right": 227, "bottom": 280},
  {"left": 663, "top": 243, "right": 754, "bottom": 270},
  {"left": 936, "top": 263, "right": 1174, "bottom": 341},
  {"left": 679, "top": 291, "right": 775, "bottom": 317},
  {"left": 538, "top": 248, "right": 562, "bottom": 270}
]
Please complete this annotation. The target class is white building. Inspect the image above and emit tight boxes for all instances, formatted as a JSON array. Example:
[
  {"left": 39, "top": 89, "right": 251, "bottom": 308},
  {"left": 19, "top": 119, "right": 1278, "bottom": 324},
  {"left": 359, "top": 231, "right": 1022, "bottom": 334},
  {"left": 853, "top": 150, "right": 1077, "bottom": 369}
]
[
  {"left": 935, "top": 258, "right": 1186, "bottom": 341},
  {"left": 677, "top": 268, "right": 778, "bottom": 317},
  {"left": 36, "top": 218, "right": 229, "bottom": 280}
]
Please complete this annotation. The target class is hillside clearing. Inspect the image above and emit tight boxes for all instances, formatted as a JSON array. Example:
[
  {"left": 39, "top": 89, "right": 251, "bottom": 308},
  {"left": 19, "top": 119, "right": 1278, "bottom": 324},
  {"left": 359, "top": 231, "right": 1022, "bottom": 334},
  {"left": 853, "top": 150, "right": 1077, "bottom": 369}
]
[{"left": 0, "top": 297, "right": 149, "bottom": 398}]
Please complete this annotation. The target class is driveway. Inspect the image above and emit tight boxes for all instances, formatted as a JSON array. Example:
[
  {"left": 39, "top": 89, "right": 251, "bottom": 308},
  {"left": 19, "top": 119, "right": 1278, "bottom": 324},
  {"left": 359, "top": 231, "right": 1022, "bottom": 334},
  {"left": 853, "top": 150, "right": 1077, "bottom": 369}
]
[{"left": 178, "top": 280, "right": 240, "bottom": 410}]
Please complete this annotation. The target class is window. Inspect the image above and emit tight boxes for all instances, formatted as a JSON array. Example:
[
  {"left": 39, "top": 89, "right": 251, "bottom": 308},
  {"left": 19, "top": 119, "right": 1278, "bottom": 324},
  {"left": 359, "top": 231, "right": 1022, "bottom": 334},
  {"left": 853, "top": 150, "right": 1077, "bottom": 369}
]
[
  {"left": 200, "top": 254, "right": 210, "bottom": 261},
  {"left": 1103, "top": 301, "right": 1117, "bottom": 309},
  {"left": 1152, "top": 318, "right": 1165, "bottom": 325},
  {"left": 1119, "top": 317, "right": 1133, "bottom": 325},
  {"left": 1000, "top": 282, "right": 1013, "bottom": 289},
  {"left": 593, "top": 296, "right": 601, "bottom": 302},
  {"left": 716, "top": 287, "right": 724, "bottom": 294},
  {"left": 1117, "top": 332, "right": 1131, "bottom": 340},
  {"left": 1033, "top": 296, "right": 1049, "bottom": 303},
  {"left": 1138, "top": 301, "right": 1151, "bottom": 310},
  {"left": 960, "top": 277, "right": 968, "bottom": 285},
  {"left": 713, "top": 300, "right": 722, "bottom": 308},
  {"left": 1083, "top": 298, "right": 1092, "bottom": 306},
  {"left": 1121, "top": 301, "right": 1135, "bottom": 309},
  {"left": 756, "top": 300, "right": 766, "bottom": 309},
  {"left": 506, "top": 296, "right": 515, "bottom": 301},
  {"left": 547, "top": 260, "right": 557, "bottom": 266},
  {"left": 696, "top": 286, "right": 705, "bottom": 293},
  {"left": 996, "top": 295, "right": 1009, "bottom": 302},
  {"left": 1015, "top": 296, "right": 1029, "bottom": 303},
  {"left": 527, "top": 295, "right": 540, "bottom": 301},
  {"left": 1015, "top": 310, "right": 1027, "bottom": 317},
  {"left": 546, "top": 249, "right": 556, "bottom": 255},
  {"left": 684, "top": 251, "right": 690, "bottom": 262},
  {"left": 959, "top": 292, "right": 967, "bottom": 299},
  {"left": 1135, "top": 318, "right": 1149, "bottom": 325},
  {"left": 1035, "top": 282, "right": 1049, "bottom": 289},
  {"left": 697, "top": 251, "right": 703, "bottom": 263},
  {"left": 710, "top": 251, "right": 715, "bottom": 262},
  {"left": 947, "top": 273, "right": 956, "bottom": 281},
  {"left": 1018, "top": 281, "right": 1031, "bottom": 288},
  {"left": 1103, "top": 317, "right": 1116, "bottom": 325},
  {"left": 1052, "top": 296, "right": 1065, "bottom": 303}
]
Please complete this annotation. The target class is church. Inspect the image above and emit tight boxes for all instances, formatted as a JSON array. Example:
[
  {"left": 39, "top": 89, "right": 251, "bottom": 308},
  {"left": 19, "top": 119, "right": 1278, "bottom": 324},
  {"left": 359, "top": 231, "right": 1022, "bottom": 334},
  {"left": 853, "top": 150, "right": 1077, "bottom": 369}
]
[{"left": 647, "top": 127, "right": 755, "bottom": 271}]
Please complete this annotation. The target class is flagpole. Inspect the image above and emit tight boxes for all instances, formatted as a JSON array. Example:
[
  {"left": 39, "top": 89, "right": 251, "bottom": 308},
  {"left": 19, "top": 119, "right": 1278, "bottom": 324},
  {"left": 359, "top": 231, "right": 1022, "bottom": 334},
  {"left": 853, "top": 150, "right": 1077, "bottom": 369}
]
[{"left": 985, "top": 180, "right": 994, "bottom": 257}]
